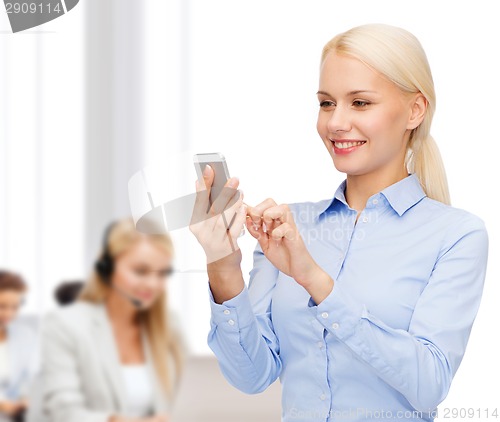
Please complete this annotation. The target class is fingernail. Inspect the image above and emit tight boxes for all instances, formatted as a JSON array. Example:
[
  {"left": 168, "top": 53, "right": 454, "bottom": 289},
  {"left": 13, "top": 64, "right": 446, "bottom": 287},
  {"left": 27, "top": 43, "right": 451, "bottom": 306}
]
[
  {"left": 203, "top": 164, "right": 211, "bottom": 178},
  {"left": 227, "top": 177, "right": 239, "bottom": 188}
]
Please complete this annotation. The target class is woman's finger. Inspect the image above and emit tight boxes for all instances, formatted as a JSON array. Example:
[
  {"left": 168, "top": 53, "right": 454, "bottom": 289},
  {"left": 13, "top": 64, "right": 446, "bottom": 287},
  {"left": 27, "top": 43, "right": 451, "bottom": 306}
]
[
  {"left": 228, "top": 202, "right": 247, "bottom": 240},
  {"left": 245, "top": 215, "right": 259, "bottom": 238},
  {"left": 226, "top": 189, "right": 244, "bottom": 230},
  {"left": 247, "top": 198, "right": 278, "bottom": 229},
  {"left": 201, "top": 164, "right": 214, "bottom": 191},
  {"left": 262, "top": 204, "right": 290, "bottom": 226},
  {"left": 211, "top": 177, "right": 240, "bottom": 217},
  {"left": 191, "top": 165, "right": 214, "bottom": 225},
  {"left": 245, "top": 214, "right": 269, "bottom": 250},
  {"left": 218, "top": 190, "right": 244, "bottom": 236},
  {"left": 270, "top": 222, "right": 297, "bottom": 241}
]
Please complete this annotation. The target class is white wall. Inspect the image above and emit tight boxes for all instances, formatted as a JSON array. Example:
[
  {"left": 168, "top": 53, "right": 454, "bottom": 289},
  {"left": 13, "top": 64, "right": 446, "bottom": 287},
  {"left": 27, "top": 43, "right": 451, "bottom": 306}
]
[{"left": 0, "top": 4, "right": 85, "bottom": 315}]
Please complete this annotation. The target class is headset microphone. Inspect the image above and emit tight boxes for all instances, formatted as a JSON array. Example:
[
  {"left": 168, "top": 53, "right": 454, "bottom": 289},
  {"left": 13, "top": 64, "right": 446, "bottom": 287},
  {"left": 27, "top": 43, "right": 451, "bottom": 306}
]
[
  {"left": 112, "top": 285, "right": 144, "bottom": 309},
  {"left": 95, "top": 222, "right": 144, "bottom": 309}
]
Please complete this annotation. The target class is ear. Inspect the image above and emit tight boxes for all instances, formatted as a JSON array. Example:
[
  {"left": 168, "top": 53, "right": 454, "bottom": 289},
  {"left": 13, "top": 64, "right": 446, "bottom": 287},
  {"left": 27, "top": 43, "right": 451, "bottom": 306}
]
[{"left": 407, "top": 93, "right": 427, "bottom": 130}]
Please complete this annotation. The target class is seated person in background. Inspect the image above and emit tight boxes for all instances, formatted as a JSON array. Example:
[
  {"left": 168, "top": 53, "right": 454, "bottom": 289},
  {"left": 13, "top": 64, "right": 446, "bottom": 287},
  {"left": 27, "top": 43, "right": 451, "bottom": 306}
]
[
  {"left": 39, "top": 218, "right": 184, "bottom": 422},
  {"left": 0, "top": 271, "right": 38, "bottom": 422},
  {"left": 24, "top": 280, "right": 84, "bottom": 422},
  {"left": 53, "top": 280, "right": 84, "bottom": 306}
]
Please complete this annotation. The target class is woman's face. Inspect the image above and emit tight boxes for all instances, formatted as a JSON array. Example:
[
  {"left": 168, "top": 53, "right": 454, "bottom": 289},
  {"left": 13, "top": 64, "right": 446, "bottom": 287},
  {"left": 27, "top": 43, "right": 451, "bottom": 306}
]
[
  {"left": 316, "top": 52, "right": 424, "bottom": 178},
  {"left": 0, "top": 290, "right": 24, "bottom": 327},
  {"left": 111, "top": 239, "right": 173, "bottom": 309}
]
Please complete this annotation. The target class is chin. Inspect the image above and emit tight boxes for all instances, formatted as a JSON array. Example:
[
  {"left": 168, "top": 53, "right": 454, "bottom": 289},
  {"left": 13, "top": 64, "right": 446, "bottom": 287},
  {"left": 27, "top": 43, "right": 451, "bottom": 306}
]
[{"left": 331, "top": 159, "right": 368, "bottom": 176}]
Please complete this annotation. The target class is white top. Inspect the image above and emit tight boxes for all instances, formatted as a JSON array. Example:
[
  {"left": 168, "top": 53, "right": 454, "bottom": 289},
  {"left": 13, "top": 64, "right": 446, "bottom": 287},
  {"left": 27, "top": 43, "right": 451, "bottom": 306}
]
[
  {"left": 0, "top": 341, "right": 9, "bottom": 398},
  {"left": 121, "top": 364, "right": 154, "bottom": 417}
]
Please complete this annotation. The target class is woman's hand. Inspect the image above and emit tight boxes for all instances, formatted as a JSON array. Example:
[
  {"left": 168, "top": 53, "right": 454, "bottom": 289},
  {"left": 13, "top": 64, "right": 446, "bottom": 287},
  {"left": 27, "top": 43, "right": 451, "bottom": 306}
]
[
  {"left": 189, "top": 164, "right": 247, "bottom": 266},
  {"left": 189, "top": 164, "right": 247, "bottom": 303},
  {"left": 246, "top": 199, "right": 334, "bottom": 303}
]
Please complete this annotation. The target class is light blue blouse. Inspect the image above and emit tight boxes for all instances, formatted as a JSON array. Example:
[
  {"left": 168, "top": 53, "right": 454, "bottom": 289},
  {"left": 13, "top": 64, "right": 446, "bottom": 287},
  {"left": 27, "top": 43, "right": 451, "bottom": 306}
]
[{"left": 207, "top": 173, "right": 489, "bottom": 421}]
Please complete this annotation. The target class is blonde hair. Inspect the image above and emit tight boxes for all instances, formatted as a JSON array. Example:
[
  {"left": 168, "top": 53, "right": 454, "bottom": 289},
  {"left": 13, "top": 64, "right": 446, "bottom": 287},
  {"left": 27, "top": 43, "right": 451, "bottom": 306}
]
[
  {"left": 79, "top": 218, "right": 184, "bottom": 397},
  {"left": 321, "top": 24, "right": 450, "bottom": 205}
]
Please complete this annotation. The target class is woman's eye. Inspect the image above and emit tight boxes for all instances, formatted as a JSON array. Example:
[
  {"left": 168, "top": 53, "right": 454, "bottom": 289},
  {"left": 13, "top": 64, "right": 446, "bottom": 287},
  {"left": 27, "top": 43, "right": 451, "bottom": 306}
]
[
  {"left": 319, "top": 100, "right": 335, "bottom": 108},
  {"left": 353, "top": 100, "right": 370, "bottom": 107},
  {"left": 134, "top": 269, "right": 149, "bottom": 276}
]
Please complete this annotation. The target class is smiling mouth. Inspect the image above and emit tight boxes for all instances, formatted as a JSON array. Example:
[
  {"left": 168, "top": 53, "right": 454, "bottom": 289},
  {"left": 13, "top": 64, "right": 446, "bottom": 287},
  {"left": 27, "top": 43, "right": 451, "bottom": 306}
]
[{"left": 331, "top": 140, "right": 367, "bottom": 149}]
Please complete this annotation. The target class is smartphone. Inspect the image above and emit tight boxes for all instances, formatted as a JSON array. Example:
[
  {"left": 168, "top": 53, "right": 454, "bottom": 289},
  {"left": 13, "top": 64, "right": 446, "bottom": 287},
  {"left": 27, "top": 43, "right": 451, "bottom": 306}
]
[
  {"left": 193, "top": 152, "right": 244, "bottom": 236},
  {"left": 193, "top": 152, "right": 231, "bottom": 206}
]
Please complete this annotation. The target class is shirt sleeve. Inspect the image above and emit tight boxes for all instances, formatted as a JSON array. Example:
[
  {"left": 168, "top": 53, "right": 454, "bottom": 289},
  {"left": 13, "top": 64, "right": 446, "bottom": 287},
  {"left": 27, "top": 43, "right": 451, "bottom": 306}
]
[
  {"left": 207, "top": 241, "right": 282, "bottom": 394},
  {"left": 308, "top": 213, "right": 489, "bottom": 412},
  {"left": 39, "top": 311, "right": 113, "bottom": 422}
]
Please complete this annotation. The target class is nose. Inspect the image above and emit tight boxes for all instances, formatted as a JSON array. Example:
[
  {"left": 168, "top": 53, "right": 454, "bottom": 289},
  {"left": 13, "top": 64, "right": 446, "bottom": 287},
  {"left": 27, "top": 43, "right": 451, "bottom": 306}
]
[
  {"left": 326, "top": 106, "right": 352, "bottom": 134},
  {"left": 143, "top": 272, "right": 164, "bottom": 290}
]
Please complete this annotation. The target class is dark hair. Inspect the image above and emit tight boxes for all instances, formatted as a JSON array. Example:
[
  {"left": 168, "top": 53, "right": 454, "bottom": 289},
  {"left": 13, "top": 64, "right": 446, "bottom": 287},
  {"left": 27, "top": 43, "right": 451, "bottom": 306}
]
[
  {"left": 0, "top": 270, "right": 27, "bottom": 292},
  {"left": 54, "top": 280, "right": 84, "bottom": 306}
]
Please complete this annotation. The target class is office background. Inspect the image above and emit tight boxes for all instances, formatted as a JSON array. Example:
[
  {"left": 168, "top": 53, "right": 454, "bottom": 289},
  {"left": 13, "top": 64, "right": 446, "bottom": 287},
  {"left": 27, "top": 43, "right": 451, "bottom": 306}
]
[{"left": 0, "top": 1, "right": 498, "bottom": 420}]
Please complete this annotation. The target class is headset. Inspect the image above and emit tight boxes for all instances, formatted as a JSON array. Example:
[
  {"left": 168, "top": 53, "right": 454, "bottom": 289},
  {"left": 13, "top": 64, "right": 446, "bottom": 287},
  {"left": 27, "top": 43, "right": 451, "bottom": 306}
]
[
  {"left": 94, "top": 222, "right": 117, "bottom": 284},
  {"left": 94, "top": 221, "right": 144, "bottom": 308}
]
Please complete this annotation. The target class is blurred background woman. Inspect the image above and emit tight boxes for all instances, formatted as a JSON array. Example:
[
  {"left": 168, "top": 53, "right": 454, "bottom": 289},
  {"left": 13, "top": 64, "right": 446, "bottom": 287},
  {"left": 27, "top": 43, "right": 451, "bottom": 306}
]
[
  {"left": 0, "top": 271, "right": 38, "bottom": 422},
  {"left": 37, "top": 218, "right": 184, "bottom": 422}
]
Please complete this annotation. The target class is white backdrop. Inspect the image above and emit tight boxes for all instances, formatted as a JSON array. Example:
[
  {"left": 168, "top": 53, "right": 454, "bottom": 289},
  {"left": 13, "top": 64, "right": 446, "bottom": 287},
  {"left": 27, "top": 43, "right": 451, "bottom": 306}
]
[
  {"left": 142, "top": 1, "right": 500, "bottom": 419},
  {"left": 0, "top": 4, "right": 85, "bottom": 316}
]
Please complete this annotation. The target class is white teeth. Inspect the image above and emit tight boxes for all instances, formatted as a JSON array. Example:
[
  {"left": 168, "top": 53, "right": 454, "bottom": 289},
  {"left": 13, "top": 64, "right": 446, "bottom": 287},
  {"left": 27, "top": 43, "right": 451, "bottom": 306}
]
[{"left": 333, "top": 141, "right": 365, "bottom": 149}]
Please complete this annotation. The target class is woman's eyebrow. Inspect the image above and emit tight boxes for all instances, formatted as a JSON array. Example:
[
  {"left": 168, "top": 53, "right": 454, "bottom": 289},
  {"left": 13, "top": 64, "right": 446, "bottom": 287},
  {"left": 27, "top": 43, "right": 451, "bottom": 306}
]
[{"left": 316, "top": 90, "right": 377, "bottom": 96}]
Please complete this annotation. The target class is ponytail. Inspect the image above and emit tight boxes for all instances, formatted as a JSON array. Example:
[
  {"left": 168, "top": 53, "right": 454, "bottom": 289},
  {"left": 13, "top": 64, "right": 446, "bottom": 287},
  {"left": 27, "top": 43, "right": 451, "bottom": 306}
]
[{"left": 407, "top": 134, "right": 451, "bottom": 205}]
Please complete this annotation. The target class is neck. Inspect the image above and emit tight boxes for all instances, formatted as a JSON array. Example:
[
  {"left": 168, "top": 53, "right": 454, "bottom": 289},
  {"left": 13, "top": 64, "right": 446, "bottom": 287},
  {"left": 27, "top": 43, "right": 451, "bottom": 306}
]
[
  {"left": 345, "top": 165, "right": 408, "bottom": 212},
  {"left": 105, "top": 291, "right": 140, "bottom": 327}
]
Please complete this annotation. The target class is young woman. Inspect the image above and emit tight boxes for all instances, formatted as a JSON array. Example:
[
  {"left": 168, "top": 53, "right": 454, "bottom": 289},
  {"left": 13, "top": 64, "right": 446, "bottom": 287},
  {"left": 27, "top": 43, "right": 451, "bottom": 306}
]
[
  {"left": 190, "top": 24, "right": 489, "bottom": 422},
  {"left": 38, "top": 219, "right": 183, "bottom": 422},
  {"left": 0, "top": 271, "right": 37, "bottom": 422}
]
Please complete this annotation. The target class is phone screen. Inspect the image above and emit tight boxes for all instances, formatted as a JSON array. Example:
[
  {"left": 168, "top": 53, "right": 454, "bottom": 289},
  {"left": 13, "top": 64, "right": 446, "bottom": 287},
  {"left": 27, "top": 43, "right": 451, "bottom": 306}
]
[{"left": 193, "top": 153, "right": 230, "bottom": 205}]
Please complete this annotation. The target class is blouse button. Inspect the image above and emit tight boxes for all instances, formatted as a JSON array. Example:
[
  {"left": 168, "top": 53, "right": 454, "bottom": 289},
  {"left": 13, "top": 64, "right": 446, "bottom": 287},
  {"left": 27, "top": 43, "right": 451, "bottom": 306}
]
[
  {"left": 321, "top": 312, "right": 329, "bottom": 319},
  {"left": 320, "top": 393, "right": 326, "bottom": 400},
  {"left": 373, "top": 199, "right": 379, "bottom": 205},
  {"left": 228, "top": 319, "right": 235, "bottom": 326},
  {"left": 331, "top": 322, "right": 340, "bottom": 330},
  {"left": 362, "top": 216, "right": 368, "bottom": 223},
  {"left": 223, "top": 310, "right": 230, "bottom": 315}
]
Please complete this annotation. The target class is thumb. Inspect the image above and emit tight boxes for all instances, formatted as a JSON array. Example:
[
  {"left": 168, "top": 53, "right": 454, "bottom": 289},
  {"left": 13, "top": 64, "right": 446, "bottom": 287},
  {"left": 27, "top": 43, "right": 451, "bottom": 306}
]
[{"left": 200, "top": 164, "right": 214, "bottom": 192}]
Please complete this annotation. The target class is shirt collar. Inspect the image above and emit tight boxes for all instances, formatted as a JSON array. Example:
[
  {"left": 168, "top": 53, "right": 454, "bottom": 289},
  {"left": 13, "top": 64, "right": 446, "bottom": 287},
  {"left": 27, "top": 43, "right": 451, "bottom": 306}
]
[
  {"left": 381, "top": 173, "right": 427, "bottom": 216},
  {"left": 315, "top": 173, "right": 426, "bottom": 218}
]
